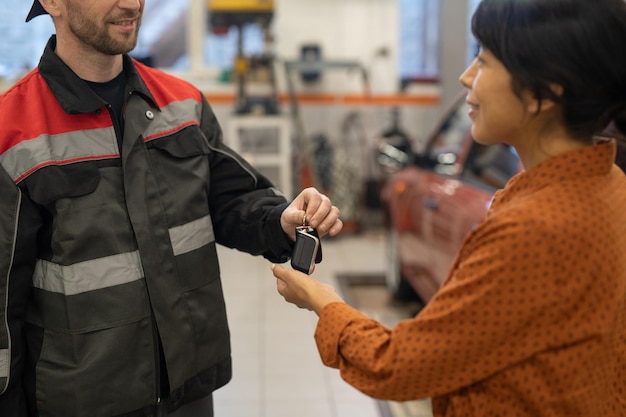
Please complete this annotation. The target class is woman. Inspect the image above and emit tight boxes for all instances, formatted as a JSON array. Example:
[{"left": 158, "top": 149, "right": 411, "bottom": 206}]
[{"left": 271, "top": 0, "right": 626, "bottom": 415}]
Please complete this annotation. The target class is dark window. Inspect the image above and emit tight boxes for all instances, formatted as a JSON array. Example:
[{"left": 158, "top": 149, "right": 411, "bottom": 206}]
[{"left": 398, "top": 0, "right": 439, "bottom": 81}]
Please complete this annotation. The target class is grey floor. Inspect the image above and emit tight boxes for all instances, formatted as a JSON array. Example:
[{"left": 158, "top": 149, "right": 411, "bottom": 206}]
[{"left": 214, "top": 228, "right": 433, "bottom": 417}]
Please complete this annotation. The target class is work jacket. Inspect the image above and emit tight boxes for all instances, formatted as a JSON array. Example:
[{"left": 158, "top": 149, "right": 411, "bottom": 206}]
[{"left": 0, "top": 36, "right": 293, "bottom": 417}]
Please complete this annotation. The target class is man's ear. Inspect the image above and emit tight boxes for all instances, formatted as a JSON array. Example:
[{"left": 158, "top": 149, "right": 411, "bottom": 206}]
[{"left": 38, "top": 0, "right": 61, "bottom": 19}]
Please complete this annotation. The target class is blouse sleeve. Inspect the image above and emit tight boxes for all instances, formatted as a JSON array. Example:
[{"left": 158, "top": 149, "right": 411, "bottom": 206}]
[{"left": 314, "top": 206, "right": 613, "bottom": 402}]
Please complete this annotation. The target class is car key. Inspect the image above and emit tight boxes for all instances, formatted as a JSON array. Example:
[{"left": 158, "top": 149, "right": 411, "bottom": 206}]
[{"left": 291, "top": 226, "right": 322, "bottom": 274}]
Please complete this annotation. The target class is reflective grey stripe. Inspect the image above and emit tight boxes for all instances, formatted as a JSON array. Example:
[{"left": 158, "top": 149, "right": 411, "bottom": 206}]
[
  {"left": 0, "top": 99, "right": 200, "bottom": 183},
  {"left": 0, "top": 349, "right": 7, "bottom": 378},
  {"left": 33, "top": 251, "right": 144, "bottom": 296},
  {"left": 143, "top": 99, "right": 202, "bottom": 141},
  {"left": 32, "top": 214, "right": 213, "bottom": 296},
  {"left": 0, "top": 127, "right": 118, "bottom": 183},
  {"left": 169, "top": 215, "right": 215, "bottom": 256}
]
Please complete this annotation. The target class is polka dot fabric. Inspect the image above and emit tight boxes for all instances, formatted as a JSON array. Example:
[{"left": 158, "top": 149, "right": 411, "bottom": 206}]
[{"left": 314, "top": 140, "right": 626, "bottom": 416}]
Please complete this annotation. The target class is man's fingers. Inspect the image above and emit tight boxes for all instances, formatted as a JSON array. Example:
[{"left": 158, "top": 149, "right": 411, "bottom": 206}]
[{"left": 328, "top": 218, "right": 343, "bottom": 236}]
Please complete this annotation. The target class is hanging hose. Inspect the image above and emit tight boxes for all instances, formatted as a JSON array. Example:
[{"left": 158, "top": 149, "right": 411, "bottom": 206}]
[{"left": 328, "top": 111, "right": 368, "bottom": 233}]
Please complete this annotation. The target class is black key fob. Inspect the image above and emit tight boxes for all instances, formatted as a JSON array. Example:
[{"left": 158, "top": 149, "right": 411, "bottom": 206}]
[{"left": 291, "top": 226, "right": 322, "bottom": 274}]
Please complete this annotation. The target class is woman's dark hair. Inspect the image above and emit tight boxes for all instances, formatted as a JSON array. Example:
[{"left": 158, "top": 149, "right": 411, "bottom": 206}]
[{"left": 472, "top": 0, "right": 626, "bottom": 140}]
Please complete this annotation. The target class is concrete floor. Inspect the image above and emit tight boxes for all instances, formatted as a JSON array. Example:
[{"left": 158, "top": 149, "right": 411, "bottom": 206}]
[{"left": 214, "top": 228, "right": 433, "bottom": 417}]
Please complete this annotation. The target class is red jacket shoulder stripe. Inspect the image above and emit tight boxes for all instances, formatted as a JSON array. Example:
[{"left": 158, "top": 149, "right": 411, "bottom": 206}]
[
  {"left": 0, "top": 69, "right": 112, "bottom": 154},
  {"left": 133, "top": 61, "right": 203, "bottom": 108}
]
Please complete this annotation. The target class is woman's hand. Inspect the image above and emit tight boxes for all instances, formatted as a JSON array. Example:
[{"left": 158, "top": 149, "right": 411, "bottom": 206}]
[
  {"left": 280, "top": 187, "right": 342, "bottom": 241},
  {"left": 271, "top": 264, "right": 345, "bottom": 315}
]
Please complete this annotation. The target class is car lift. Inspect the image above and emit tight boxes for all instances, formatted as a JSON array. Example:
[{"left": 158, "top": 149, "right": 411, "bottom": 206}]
[{"left": 208, "top": 0, "right": 279, "bottom": 114}]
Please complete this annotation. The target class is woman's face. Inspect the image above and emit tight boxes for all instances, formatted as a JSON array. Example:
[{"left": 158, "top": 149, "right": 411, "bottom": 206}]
[{"left": 460, "top": 48, "right": 533, "bottom": 147}]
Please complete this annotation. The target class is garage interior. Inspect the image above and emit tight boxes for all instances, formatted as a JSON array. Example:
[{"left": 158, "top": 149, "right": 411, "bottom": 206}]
[{"left": 0, "top": 1, "right": 484, "bottom": 416}]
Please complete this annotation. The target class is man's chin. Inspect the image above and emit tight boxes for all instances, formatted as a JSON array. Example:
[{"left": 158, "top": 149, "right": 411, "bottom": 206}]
[{"left": 100, "top": 38, "right": 139, "bottom": 56}]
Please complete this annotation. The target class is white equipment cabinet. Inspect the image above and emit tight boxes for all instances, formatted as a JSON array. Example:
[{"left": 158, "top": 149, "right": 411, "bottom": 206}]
[{"left": 225, "top": 115, "right": 293, "bottom": 199}]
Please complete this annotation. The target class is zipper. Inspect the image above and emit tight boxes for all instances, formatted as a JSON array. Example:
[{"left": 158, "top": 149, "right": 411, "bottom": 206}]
[
  {"left": 109, "top": 98, "right": 163, "bottom": 404},
  {"left": 104, "top": 104, "right": 124, "bottom": 150}
]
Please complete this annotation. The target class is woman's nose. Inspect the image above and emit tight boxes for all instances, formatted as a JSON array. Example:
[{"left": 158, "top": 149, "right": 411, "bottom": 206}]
[{"left": 459, "top": 59, "right": 477, "bottom": 89}]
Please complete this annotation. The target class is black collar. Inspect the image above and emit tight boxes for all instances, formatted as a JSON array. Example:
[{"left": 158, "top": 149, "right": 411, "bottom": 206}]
[{"left": 38, "top": 35, "right": 158, "bottom": 115}]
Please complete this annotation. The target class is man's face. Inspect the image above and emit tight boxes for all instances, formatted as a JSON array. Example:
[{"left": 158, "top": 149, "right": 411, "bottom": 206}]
[{"left": 63, "top": 0, "right": 144, "bottom": 55}]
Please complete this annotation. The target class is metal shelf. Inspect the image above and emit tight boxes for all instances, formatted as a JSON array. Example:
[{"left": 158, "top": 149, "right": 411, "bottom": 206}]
[{"left": 225, "top": 115, "right": 293, "bottom": 199}]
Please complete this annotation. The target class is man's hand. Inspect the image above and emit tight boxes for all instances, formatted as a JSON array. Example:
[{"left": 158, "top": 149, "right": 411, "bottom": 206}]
[{"left": 280, "top": 187, "right": 342, "bottom": 241}]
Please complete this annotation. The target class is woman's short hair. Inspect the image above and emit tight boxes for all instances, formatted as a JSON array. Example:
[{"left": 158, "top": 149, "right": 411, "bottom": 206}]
[{"left": 471, "top": 0, "right": 626, "bottom": 139}]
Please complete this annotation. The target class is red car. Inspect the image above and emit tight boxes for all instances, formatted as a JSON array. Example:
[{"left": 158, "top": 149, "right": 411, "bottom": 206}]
[{"left": 381, "top": 93, "right": 521, "bottom": 303}]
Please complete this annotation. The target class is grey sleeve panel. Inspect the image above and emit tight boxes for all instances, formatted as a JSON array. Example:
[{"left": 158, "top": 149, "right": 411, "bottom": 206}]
[
  {"left": 0, "top": 166, "right": 20, "bottom": 394},
  {"left": 0, "top": 165, "right": 39, "bottom": 417}
]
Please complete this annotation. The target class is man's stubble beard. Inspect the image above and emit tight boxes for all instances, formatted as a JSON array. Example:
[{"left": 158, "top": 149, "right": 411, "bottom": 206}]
[{"left": 67, "top": 10, "right": 142, "bottom": 56}]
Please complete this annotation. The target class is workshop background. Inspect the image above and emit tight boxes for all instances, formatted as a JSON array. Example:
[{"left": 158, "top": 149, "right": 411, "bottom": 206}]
[{"left": 0, "top": 1, "right": 483, "bottom": 416}]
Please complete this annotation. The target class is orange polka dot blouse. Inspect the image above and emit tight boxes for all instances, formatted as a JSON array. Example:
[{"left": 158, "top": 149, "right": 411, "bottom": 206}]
[{"left": 315, "top": 140, "right": 626, "bottom": 416}]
